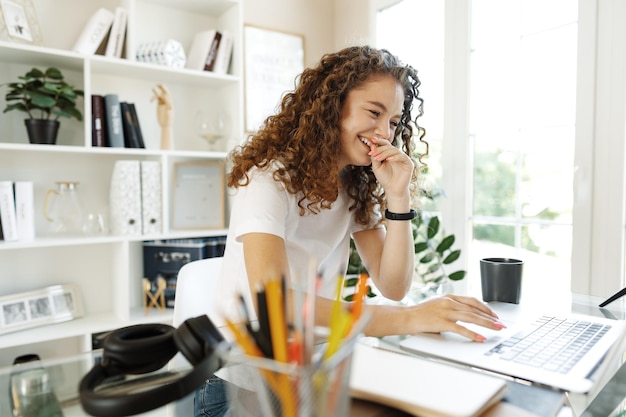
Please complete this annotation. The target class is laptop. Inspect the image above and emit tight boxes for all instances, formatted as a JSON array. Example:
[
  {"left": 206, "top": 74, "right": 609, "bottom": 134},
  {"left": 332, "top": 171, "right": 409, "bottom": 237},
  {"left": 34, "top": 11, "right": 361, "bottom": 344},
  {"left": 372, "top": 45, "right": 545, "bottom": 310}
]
[{"left": 399, "top": 301, "right": 626, "bottom": 393}]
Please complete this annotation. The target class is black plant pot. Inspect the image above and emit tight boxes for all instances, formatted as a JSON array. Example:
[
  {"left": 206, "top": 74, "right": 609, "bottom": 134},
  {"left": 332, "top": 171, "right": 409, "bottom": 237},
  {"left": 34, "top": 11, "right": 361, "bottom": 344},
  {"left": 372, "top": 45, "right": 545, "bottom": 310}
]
[{"left": 24, "top": 119, "right": 60, "bottom": 145}]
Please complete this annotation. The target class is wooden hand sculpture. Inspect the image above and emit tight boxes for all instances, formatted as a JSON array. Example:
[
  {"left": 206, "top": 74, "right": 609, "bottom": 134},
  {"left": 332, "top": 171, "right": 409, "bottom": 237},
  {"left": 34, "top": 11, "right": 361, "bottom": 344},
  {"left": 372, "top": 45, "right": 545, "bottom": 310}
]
[{"left": 151, "top": 83, "right": 173, "bottom": 150}]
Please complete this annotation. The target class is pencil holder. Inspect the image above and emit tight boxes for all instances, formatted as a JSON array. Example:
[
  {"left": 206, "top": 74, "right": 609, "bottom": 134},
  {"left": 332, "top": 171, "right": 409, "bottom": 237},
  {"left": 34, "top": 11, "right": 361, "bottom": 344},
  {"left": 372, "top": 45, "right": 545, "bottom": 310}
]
[{"left": 222, "top": 335, "right": 358, "bottom": 417}]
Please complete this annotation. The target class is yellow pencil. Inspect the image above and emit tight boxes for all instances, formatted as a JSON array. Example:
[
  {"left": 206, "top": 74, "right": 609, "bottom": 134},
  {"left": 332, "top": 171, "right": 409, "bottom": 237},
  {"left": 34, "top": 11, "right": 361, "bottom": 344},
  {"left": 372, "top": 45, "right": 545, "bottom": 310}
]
[{"left": 265, "top": 278, "right": 288, "bottom": 362}]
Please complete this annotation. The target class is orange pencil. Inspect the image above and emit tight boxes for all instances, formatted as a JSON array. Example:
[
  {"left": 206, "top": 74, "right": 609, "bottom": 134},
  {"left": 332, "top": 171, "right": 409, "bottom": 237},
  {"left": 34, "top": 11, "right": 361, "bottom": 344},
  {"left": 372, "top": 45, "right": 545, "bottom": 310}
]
[{"left": 351, "top": 273, "right": 368, "bottom": 322}]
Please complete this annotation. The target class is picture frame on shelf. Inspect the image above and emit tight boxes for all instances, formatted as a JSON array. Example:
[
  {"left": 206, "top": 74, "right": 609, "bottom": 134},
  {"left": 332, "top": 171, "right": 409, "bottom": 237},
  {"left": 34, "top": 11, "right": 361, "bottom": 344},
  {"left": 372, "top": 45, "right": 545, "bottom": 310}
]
[
  {"left": 243, "top": 25, "right": 304, "bottom": 133},
  {"left": 0, "top": 0, "right": 43, "bottom": 45},
  {"left": 0, "top": 284, "right": 84, "bottom": 335},
  {"left": 172, "top": 161, "right": 225, "bottom": 230}
]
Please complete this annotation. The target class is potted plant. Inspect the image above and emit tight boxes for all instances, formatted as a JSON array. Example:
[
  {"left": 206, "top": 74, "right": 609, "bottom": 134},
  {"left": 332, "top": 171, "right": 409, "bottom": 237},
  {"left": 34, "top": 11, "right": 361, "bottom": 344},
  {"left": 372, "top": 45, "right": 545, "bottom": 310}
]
[{"left": 3, "top": 67, "right": 84, "bottom": 144}]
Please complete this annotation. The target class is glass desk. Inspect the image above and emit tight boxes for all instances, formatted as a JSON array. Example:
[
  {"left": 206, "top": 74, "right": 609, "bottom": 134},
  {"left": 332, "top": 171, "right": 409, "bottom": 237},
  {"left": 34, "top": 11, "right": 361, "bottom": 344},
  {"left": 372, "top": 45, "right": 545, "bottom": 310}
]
[
  {"left": 1, "top": 292, "right": 625, "bottom": 417},
  {"left": 0, "top": 348, "right": 412, "bottom": 417},
  {"left": 376, "top": 292, "right": 626, "bottom": 417}
]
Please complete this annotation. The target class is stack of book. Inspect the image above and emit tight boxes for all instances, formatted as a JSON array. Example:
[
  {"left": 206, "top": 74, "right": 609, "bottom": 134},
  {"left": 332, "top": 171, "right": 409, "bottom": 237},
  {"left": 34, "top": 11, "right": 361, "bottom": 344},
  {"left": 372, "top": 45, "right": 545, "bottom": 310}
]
[
  {"left": 186, "top": 29, "right": 234, "bottom": 74},
  {"left": 0, "top": 181, "right": 35, "bottom": 242},
  {"left": 91, "top": 94, "right": 145, "bottom": 149},
  {"left": 72, "top": 7, "right": 128, "bottom": 58}
]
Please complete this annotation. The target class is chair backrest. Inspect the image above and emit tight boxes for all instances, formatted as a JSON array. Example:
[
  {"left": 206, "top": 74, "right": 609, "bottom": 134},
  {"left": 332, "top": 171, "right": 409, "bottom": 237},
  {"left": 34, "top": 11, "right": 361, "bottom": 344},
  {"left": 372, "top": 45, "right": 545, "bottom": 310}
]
[
  {"left": 172, "top": 256, "right": 223, "bottom": 327},
  {"left": 167, "top": 256, "right": 223, "bottom": 417}
]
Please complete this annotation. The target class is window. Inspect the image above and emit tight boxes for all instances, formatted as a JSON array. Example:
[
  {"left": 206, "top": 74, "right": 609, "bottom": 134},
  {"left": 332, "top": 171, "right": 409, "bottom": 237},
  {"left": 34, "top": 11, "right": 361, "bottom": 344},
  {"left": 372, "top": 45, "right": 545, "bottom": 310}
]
[
  {"left": 468, "top": 0, "right": 577, "bottom": 297},
  {"left": 374, "top": 0, "right": 626, "bottom": 298}
]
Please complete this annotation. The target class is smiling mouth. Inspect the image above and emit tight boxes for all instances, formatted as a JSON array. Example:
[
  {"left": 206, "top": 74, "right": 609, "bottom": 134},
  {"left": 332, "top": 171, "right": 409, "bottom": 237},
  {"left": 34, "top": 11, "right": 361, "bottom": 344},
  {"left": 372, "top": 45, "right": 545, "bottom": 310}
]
[{"left": 359, "top": 136, "right": 372, "bottom": 147}]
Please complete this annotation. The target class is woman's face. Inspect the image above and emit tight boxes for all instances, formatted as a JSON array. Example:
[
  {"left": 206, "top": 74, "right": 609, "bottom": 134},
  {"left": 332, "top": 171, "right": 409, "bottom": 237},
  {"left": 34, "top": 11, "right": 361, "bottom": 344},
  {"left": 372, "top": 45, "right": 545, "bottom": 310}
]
[{"left": 338, "top": 75, "right": 404, "bottom": 169}]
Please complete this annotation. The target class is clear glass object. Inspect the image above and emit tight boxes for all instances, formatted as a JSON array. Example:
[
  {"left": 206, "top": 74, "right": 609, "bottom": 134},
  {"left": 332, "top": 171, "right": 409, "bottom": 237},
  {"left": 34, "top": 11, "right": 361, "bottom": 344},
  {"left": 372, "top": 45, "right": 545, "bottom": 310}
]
[
  {"left": 193, "top": 109, "right": 230, "bottom": 151},
  {"left": 44, "top": 181, "right": 85, "bottom": 236},
  {"left": 10, "top": 354, "right": 64, "bottom": 417}
]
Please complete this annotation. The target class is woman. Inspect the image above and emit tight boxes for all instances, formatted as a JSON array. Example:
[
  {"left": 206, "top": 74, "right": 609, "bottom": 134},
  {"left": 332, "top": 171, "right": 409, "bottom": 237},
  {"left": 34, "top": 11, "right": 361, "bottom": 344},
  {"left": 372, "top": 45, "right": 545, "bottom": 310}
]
[{"left": 195, "top": 45, "right": 505, "bottom": 417}]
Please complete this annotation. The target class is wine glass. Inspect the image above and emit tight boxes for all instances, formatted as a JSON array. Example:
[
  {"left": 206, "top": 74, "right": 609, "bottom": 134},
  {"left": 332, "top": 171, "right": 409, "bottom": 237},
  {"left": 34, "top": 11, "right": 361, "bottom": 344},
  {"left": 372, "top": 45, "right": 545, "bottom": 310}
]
[{"left": 194, "top": 110, "right": 229, "bottom": 151}]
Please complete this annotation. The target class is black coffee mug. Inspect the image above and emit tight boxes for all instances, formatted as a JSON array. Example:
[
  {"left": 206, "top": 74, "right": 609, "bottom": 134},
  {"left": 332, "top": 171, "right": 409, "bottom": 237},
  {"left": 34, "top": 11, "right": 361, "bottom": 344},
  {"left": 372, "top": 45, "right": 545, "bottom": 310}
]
[{"left": 480, "top": 258, "right": 523, "bottom": 304}]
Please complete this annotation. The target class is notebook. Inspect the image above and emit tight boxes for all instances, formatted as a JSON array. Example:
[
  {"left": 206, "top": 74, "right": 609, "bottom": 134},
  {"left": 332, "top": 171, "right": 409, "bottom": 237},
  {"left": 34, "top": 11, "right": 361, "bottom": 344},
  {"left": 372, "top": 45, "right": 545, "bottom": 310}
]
[
  {"left": 350, "top": 342, "right": 508, "bottom": 417},
  {"left": 399, "top": 302, "right": 626, "bottom": 394}
]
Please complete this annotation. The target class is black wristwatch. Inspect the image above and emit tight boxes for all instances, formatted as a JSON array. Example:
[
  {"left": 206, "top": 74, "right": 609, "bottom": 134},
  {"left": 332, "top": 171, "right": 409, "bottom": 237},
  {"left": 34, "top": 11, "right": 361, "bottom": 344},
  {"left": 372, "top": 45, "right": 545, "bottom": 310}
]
[{"left": 384, "top": 209, "right": 417, "bottom": 221}]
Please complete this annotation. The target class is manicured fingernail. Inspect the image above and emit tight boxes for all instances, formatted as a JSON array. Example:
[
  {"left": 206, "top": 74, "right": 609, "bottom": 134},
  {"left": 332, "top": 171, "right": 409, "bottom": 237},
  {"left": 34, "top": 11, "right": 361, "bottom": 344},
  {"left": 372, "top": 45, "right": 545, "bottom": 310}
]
[
  {"left": 475, "top": 334, "right": 487, "bottom": 342},
  {"left": 494, "top": 321, "right": 507, "bottom": 329}
]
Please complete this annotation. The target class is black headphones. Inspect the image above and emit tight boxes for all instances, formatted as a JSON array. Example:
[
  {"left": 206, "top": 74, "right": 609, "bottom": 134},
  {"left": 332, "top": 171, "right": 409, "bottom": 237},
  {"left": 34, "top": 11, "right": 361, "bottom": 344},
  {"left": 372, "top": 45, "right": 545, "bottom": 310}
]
[{"left": 79, "top": 315, "right": 227, "bottom": 417}]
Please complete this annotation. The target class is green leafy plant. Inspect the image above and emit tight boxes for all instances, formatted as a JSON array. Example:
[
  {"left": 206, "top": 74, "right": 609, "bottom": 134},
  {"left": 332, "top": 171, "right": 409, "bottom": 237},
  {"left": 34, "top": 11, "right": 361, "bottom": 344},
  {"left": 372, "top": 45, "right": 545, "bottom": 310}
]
[
  {"left": 3, "top": 67, "right": 84, "bottom": 121},
  {"left": 345, "top": 188, "right": 466, "bottom": 300}
]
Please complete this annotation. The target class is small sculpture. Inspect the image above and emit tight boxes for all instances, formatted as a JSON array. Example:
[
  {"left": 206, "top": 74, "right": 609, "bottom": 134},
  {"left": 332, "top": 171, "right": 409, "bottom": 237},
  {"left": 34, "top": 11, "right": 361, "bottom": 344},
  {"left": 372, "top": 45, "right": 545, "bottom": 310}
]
[
  {"left": 151, "top": 83, "right": 173, "bottom": 150},
  {"left": 143, "top": 277, "right": 166, "bottom": 314}
]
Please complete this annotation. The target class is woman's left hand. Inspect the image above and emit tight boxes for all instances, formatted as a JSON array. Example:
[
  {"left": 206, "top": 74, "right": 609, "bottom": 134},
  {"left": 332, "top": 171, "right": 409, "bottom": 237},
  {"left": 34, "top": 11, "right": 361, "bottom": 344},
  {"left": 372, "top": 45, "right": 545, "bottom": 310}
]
[{"left": 368, "top": 136, "right": 414, "bottom": 197}]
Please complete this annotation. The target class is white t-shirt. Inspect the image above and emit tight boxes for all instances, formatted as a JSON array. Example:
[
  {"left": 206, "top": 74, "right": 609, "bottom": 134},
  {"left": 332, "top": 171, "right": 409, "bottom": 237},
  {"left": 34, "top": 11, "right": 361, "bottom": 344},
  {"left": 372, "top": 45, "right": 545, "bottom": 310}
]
[{"left": 213, "top": 165, "right": 382, "bottom": 322}]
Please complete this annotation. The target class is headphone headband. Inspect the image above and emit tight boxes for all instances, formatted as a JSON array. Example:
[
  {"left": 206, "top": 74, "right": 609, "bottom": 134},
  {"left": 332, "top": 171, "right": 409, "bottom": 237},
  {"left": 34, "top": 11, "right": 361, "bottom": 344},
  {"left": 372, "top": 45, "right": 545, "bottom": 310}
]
[{"left": 79, "top": 315, "right": 226, "bottom": 417}]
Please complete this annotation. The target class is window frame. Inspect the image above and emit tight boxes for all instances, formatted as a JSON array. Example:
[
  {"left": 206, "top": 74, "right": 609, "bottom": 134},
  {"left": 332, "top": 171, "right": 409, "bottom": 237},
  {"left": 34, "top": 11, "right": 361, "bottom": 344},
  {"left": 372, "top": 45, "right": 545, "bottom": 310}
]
[{"left": 370, "top": 0, "right": 626, "bottom": 296}]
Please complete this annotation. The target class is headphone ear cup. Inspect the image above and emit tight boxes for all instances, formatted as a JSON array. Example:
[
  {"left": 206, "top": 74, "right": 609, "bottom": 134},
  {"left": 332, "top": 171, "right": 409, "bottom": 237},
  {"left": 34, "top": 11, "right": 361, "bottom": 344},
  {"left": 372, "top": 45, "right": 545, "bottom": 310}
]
[
  {"left": 103, "top": 323, "right": 178, "bottom": 375},
  {"left": 174, "top": 315, "right": 225, "bottom": 366}
]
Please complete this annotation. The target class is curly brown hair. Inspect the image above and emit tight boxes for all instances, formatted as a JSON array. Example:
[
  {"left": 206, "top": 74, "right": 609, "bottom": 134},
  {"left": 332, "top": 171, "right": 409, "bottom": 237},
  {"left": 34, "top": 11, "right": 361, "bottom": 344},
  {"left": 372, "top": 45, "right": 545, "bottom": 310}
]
[{"left": 228, "top": 45, "right": 426, "bottom": 226}]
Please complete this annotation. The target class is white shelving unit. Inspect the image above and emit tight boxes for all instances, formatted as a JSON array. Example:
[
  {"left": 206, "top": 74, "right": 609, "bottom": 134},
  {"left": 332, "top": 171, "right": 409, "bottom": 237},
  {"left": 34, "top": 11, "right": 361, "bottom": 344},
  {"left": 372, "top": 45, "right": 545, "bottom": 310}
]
[{"left": 0, "top": 0, "right": 242, "bottom": 365}]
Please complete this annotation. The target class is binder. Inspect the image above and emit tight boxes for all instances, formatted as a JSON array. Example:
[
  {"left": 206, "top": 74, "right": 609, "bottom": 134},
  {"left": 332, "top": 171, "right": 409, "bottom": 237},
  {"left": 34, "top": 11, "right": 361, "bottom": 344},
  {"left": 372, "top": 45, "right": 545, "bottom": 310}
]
[
  {"left": 14, "top": 181, "right": 35, "bottom": 241},
  {"left": 109, "top": 160, "right": 142, "bottom": 235},
  {"left": 140, "top": 161, "right": 162, "bottom": 235}
]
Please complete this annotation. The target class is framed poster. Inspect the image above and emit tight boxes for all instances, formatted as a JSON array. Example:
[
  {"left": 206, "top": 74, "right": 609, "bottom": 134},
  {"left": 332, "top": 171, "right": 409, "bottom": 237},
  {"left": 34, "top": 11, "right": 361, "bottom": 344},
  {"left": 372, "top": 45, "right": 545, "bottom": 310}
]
[
  {"left": 244, "top": 25, "right": 304, "bottom": 133},
  {"left": 0, "top": 284, "right": 83, "bottom": 334},
  {"left": 0, "top": 0, "right": 43, "bottom": 45},
  {"left": 173, "top": 161, "right": 225, "bottom": 230}
]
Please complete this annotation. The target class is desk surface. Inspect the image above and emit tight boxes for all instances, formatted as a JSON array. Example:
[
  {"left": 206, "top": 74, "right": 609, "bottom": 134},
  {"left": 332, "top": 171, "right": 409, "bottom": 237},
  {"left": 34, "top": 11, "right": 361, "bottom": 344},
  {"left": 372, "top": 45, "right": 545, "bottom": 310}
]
[{"left": 1, "top": 292, "right": 626, "bottom": 417}]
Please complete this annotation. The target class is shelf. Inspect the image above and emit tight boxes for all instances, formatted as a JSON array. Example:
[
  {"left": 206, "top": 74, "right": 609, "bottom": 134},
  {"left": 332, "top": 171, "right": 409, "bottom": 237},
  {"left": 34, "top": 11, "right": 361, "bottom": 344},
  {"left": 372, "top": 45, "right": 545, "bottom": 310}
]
[
  {"left": 142, "top": 0, "right": 240, "bottom": 15},
  {"left": 0, "top": 310, "right": 174, "bottom": 350},
  {"left": 0, "top": 142, "right": 229, "bottom": 159},
  {"left": 0, "top": 229, "right": 228, "bottom": 251},
  {"left": 0, "top": 0, "right": 240, "bottom": 362},
  {"left": 89, "top": 55, "right": 239, "bottom": 87},
  {"left": 0, "top": 41, "right": 84, "bottom": 71}
]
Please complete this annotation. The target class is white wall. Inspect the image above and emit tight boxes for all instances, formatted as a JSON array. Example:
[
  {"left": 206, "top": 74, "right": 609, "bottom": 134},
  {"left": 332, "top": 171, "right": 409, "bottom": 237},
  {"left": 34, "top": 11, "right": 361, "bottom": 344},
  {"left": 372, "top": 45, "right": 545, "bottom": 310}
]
[
  {"left": 243, "top": 0, "right": 335, "bottom": 68},
  {"left": 243, "top": 0, "right": 379, "bottom": 66}
]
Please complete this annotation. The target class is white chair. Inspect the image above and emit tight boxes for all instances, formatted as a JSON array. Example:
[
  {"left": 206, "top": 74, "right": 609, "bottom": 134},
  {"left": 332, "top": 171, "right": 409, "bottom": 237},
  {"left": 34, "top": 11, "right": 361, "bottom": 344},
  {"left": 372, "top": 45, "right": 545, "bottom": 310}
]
[{"left": 167, "top": 256, "right": 224, "bottom": 417}]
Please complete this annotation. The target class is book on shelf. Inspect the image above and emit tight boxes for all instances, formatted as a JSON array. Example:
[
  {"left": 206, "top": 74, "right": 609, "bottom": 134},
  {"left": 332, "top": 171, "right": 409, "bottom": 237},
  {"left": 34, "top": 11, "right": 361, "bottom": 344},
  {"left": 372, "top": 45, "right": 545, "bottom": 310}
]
[
  {"left": 185, "top": 29, "right": 218, "bottom": 71},
  {"left": 103, "top": 94, "right": 124, "bottom": 148},
  {"left": 72, "top": 8, "right": 115, "bottom": 55},
  {"left": 212, "top": 30, "right": 234, "bottom": 74},
  {"left": 203, "top": 31, "right": 222, "bottom": 72},
  {"left": 91, "top": 94, "right": 108, "bottom": 147},
  {"left": 0, "top": 180, "right": 18, "bottom": 242},
  {"left": 104, "top": 6, "right": 127, "bottom": 58},
  {"left": 120, "top": 102, "right": 143, "bottom": 149},
  {"left": 128, "top": 103, "right": 145, "bottom": 148},
  {"left": 14, "top": 181, "right": 35, "bottom": 241}
]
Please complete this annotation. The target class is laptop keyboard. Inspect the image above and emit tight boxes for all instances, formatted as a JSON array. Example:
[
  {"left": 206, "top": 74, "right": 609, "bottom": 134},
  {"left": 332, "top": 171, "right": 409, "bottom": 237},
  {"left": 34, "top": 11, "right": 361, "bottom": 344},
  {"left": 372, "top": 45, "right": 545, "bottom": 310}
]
[{"left": 484, "top": 316, "right": 612, "bottom": 373}]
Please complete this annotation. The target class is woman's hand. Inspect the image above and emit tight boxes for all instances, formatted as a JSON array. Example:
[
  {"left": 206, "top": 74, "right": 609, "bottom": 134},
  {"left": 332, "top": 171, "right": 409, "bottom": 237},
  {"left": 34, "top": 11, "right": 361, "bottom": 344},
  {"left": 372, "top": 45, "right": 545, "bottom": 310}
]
[
  {"left": 406, "top": 294, "right": 506, "bottom": 342},
  {"left": 367, "top": 136, "right": 413, "bottom": 199},
  {"left": 365, "top": 294, "right": 506, "bottom": 341}
]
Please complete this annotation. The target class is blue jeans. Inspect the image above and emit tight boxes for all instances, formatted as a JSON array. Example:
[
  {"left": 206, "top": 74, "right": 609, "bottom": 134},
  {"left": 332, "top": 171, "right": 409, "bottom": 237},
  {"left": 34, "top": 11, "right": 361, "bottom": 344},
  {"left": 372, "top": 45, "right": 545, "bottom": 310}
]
[{"left": 194, "top": 374, "right": 231, "bottom": 417}]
